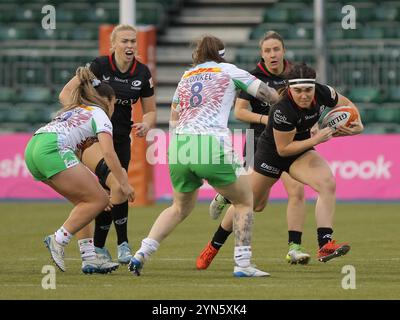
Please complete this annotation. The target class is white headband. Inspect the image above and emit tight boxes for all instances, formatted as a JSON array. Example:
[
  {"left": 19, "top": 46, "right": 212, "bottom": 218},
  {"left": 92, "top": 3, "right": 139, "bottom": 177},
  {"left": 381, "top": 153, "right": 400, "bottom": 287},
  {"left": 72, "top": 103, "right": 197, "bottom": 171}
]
[
  {"left": 218, "top": 48, "right": 225, "bottom": 57},
  {"left": 288, "top": 78, "right": 315, "bottom": 88}
]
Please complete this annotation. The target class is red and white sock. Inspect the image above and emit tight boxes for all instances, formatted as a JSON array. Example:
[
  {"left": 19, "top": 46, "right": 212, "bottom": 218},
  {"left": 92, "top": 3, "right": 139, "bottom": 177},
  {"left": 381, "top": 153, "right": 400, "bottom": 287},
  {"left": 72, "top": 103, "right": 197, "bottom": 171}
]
[
  {"left": 78, "top": 238, "right": 96, "bottom": 261},
  {"left": 54, "top": 226, "right": 73, "bottom": 246}
]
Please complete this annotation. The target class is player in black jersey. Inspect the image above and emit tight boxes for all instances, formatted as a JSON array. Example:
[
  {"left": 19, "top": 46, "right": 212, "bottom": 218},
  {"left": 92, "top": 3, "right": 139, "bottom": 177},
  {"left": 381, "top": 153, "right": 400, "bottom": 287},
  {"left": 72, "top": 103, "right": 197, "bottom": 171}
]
[
  {"left": 59, "top": 25, "right": 156, "bottom": 265},
  {"left": 199, "top": 62, "right": 363, "bottom": 266},
  {"left": 197, "top": 31, "right": 310, "bottom": 269}
]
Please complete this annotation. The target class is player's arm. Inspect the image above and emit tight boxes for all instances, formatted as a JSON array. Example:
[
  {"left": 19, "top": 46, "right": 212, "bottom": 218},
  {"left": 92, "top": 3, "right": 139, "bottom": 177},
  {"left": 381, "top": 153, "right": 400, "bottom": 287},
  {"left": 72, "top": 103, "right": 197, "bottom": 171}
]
[
  {"left": 334, "top": 93, "right": 364, "bottom": 136},
  {"left": 247, "top": 79, "right": 279, "bottom": 105},
  {"left": 169, "top": 102, "right": 179, "bottom": 129},
  {"left": 132, "top": 95, "right": 156, "bottom": 137},
  {"left": 274, "top": 127, "right": 333, "bottom": 157},
  {"left": 97, "top": 132, "right": 134, "bottom": 202},
  {"left": 59, "top": 75, "right": 80, "bottom": 105},
  {"left": 234, "top": 97, "right": 268, "bottom": 125}
]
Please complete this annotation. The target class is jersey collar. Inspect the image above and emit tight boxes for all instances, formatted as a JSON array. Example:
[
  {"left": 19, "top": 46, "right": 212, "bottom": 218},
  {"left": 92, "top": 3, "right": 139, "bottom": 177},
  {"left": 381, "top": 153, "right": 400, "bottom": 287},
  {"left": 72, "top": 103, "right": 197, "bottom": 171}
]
[
  {"left": 257, "top": 59, "right": 289, "bottom": 78},
  {"left": 108, "top": 53, "right": 137, "bottom": 76}
]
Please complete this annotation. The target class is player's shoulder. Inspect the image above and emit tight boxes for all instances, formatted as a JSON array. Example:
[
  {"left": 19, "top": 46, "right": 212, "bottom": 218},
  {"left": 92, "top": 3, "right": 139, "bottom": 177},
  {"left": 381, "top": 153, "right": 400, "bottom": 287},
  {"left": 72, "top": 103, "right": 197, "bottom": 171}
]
[
  {"left": 91, "top": 55, "right": 109, "bottom": 66},
  {"left": 315, "top": 82, "right": 337, "bottom": 100},
  {"left": 272, "top": 96, "right": 295, "bottom": 115},
  {"left": 135, "top": 59, "right": 151, "bottom": 73}
]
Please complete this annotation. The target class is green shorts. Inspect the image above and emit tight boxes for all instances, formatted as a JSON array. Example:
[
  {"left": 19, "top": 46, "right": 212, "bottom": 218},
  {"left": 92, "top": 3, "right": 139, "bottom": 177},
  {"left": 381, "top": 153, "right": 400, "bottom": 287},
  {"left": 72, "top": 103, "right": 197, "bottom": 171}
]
[
  {"left": 168, "top": 134, "right": 241, "bottom": 192},
  {"left": 24, "top": 133, "right": 80, "bottom": 181}
]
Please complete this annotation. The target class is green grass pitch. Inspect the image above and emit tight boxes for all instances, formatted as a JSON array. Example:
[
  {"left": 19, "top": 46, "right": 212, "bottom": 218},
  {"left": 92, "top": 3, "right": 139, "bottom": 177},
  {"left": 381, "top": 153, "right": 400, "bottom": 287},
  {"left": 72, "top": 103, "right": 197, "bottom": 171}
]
[{"left": 0, "top": 202, "right": 399, "bottom": 300}]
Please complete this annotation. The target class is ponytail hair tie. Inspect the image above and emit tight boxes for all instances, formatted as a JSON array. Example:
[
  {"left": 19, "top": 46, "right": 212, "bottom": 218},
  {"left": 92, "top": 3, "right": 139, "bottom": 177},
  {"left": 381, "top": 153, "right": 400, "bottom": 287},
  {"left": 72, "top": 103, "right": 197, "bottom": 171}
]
[{"left": 92, "top": 79, "right": 101, "bottom": 87}]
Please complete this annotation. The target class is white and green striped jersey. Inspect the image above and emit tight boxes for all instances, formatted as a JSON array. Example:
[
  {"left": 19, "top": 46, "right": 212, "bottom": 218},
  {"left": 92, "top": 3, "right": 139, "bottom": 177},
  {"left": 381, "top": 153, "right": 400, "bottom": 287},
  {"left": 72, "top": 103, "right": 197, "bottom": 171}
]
[
  {"left": 35, "top": 105, "right": 113, "bottom": 152},
  {"left": 172, "top": 61, "right": 260, "bottom": 137}
]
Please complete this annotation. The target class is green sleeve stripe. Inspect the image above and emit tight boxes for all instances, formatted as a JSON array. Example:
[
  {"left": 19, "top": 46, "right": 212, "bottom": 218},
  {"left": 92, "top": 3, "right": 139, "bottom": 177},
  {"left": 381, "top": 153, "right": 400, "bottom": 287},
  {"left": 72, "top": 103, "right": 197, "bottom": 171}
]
[
  {"left": 91, "top": 118, "right": 97, "bottom": 134},
  {"left": 233, "top": 79, "right": 249, "bottom": 91}
]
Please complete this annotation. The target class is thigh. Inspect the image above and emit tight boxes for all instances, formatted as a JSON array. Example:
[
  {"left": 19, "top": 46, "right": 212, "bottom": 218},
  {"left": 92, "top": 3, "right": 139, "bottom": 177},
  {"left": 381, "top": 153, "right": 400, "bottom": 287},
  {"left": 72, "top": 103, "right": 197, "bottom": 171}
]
[
  {"left": 172, "top": 189, "right": 199, "bottom": 212},
  {"left": 48, "top": 163, "right": 108, "bottom": 204},
  {"left": 288, "top": 150, "right": 333, "bottom": 190},
  {"left": 81, "top": 142, "right": 103, "bottom": 172},
  {"left": 281, "top": 172, "right": 305, "bottom": 197},
  {"left": 113, "top": 138, "right": 131, "bottom": 170},
  {"left": 250, "top": 170, "right": 277, "bottom": 207},
  {"left": 214, "top": 174, "right": 252, "bottom": 206}
]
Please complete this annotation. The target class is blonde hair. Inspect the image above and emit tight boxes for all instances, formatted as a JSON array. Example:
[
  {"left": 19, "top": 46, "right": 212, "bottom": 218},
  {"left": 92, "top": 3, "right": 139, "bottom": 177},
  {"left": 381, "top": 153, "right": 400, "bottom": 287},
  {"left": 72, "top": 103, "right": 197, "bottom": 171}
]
[
  {"left": 110, "top": 24, "right": 137, "bottom": 53},
  {"left": 191, "top": 34, "right": 226, "bottom": 66},
  {"left": 59, "top": 67, "right": 115, "bottom": 116}
]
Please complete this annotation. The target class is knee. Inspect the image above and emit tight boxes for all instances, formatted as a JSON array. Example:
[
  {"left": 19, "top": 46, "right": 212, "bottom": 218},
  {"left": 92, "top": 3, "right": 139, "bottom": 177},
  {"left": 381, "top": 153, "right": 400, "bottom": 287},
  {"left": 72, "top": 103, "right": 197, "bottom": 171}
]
[
  {"left": 317, "top": 176, "right": 336, "bottom": 194},
  {"left": 174, "top": 202, "right": 195, "bottom": 219},
  {"left": 287, "top": 187, "right": 305, "bottom": 204},
  {"left": 110, "top": 182, "right": 127, "bottom": 202},
  {"left": 254, "top": 199, "right": 267, "bottom": 212},
  {"left": 95, "top": 193, "right": 110, "bottom": 212}
]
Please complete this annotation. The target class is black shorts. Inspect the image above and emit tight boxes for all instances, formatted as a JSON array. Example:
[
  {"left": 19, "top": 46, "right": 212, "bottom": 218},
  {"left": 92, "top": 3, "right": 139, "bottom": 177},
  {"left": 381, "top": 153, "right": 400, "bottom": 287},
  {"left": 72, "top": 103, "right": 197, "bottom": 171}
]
[
  {"left": 113, "top": 136, "right": 131, "bottom": 171},
  {"left": 243, "top": 134, "right": 260, "bottom": 169},
  {"left": 254, "top": 142, "right": 314, "bottom": 179}
]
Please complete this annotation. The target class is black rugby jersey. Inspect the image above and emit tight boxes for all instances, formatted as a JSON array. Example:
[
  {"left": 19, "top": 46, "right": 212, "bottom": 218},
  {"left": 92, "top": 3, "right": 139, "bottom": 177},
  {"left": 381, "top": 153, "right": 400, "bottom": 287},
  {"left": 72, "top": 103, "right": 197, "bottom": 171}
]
[
  {"left": 238, "top": 59, "right": 290, "bottom": 137},
  {"left": 90, "top": 53, "right": 154, "bottom": 137},
  {"left": 259, "top": 83, "right": 338, "bottom": 148}
]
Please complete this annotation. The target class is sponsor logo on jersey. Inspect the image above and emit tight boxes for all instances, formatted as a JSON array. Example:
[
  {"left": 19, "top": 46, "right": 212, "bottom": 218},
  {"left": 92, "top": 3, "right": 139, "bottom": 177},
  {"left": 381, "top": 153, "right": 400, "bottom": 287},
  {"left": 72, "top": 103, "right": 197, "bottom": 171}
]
[
  {"left": 273, "top": 109, "right": 292, "bottom": 125},
  {"left": 183, "top": 67, "right": 221, "bottom": 78},
  {"left": 115, "top": 98, "right": 137, "bottom": 106},
  {"left": 114, "top": 76, "right": 129, "bottom": 83},
  {"left": 130, "top": 79, "right": 142, "bottom": 90},
  {"left": 149, "top": 77, "right": 154, "bottom": 88},
  {"left": 102, "top": 75, "right": 110, "bottom": 82},
  {"left": 305, "top": 113, "right": 318, "bottom": 120}
]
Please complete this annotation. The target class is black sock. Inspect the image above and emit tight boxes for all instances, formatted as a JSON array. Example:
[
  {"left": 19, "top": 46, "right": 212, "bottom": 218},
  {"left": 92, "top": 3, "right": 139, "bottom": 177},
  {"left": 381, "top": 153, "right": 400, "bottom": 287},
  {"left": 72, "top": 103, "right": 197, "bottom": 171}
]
[
  {"left": 112, "top": 201, "right": 129, "bottom": 245},
  {"left": 288, "top": 230, "right": 302, "bottom": 245},
  {"left": 211, "top": 225, "right": 232, "bottom": 250},
  {"left": 317, "top": 227, "right": 333, "bottom": 248},
  {"left": 94, "top": 211, "right": 113, "bottom": 248}
]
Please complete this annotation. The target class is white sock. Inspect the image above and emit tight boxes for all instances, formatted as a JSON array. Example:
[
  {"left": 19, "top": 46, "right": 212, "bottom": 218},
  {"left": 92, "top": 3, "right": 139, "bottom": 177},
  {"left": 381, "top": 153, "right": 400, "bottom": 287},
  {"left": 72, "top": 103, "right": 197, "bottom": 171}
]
[
  {"left": 54, "top": 226, "right": 73, "bottom": 246},
  {"left": 78, "top": 238, "right": 96, "bottom": 261},
  {"left": 136, "top": 237, "right": 160, "bottom": 260},
  {"left": 234, "top": 246, "right": 252, "bottom": 268}
]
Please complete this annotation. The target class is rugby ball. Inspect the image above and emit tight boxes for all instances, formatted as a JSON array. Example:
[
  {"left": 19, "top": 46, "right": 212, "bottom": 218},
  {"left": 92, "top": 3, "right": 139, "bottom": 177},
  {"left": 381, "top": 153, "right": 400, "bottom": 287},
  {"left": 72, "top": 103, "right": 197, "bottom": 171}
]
[{"left": 318, "top": 106, "right": 359, "bottom": 130}]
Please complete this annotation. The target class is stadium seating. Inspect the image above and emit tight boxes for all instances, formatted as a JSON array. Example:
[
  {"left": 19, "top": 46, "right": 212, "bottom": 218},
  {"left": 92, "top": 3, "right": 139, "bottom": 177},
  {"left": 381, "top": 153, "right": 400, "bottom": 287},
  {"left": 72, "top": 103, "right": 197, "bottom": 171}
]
[{"left": 0, "top": 0, "right": 399, "bottom": 133}]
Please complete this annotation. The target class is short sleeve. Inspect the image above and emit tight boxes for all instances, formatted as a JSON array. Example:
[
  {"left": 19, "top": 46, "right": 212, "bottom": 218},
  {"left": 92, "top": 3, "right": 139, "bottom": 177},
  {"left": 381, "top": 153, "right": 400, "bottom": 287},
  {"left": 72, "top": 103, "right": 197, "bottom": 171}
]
[
  {"left": 140, "top": 66, "right": 155, "bottom": 98},
  {"left": 317, "top": 84, "right": 339, "bottom": 108},
  {"left": 92, "top": 108, "right": 113, "bottom": 136},
  {"left": 172, "top": 86, "right": 180, "bottom": 104},
  {"left": 88, "top": 58, "right": 102, "bottom": 79},
  {"left": 271, "top": 105, "right": 296, "bottom": 132},
  {"left": 222, "top": 63, "right": 258, "bottom": 92}
]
